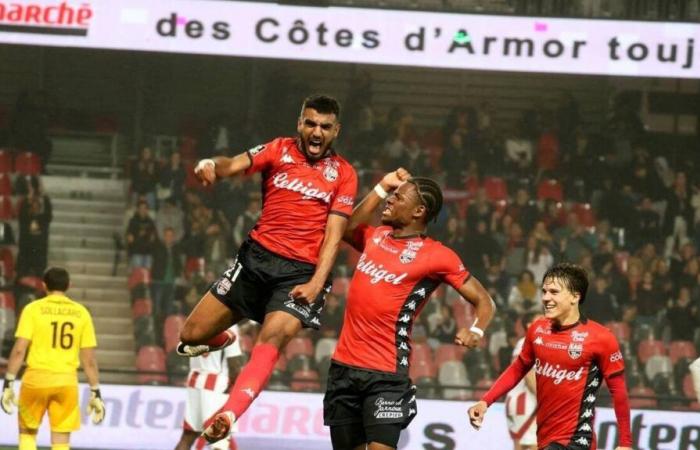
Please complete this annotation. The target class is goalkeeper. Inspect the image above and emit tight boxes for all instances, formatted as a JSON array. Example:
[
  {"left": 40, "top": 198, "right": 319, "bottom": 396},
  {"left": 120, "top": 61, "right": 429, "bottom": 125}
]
[{"left": 2, "top": 267, "right": 105, "bottom": 450}]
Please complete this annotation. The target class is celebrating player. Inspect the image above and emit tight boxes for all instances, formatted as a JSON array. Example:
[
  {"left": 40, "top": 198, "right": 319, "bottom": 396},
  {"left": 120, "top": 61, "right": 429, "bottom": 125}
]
[
  {"left": 175, "top": 325, "right": 244, "bottom": 450},
  {"left": 324, "top": 169, "right": 495, "bottom": 450},
  {"left": 2, "top": 267, "right": 105, "bottom": 450},
  {"left": 505, "top": 312, "right": 541, "bottom": 450},
  {"left": 468, "top": 263, "right": 632, "bottom": 450},
  {"left": 177, "top": 95, "right": 358, "bottom": 443}
]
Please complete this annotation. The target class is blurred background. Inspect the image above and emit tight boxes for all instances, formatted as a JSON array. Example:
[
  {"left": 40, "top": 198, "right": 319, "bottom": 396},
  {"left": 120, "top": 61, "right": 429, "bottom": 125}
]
[{"left": 0, "top": 0, "right": 699, "bottom": 448}]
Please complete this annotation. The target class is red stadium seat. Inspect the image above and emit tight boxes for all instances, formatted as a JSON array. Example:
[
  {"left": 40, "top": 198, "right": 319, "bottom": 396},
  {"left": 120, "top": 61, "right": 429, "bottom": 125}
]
[
  {"left": 410, "top": 342, "right": 433, "bottom": 366},
  {"left": 0, "top": 291, "right": 15, "bottom": 310},
  {"left": 131, "top": 298, "right": 152, "bottom": 320},
  {"left": 331, "top": 277, "right": 350, "bottom": 296},
  {"left": 290, "top": 369, "right": 320, "bottom": 392},
  {"left": 163, "top": 314, "right": 186, "bottom": 354},
  {"left": 605, "top": 321, "right": 631, "bottom": 343},
  {"left": 536, "top": 179, "right": 563, "bottom": 202},
  {"left": 0, "top": 174, "right": 11, "bottom": 196},
  {"left": 571, "top": 202, "right": 596, "bottom": 227},
  {"left": 127, "top": 268, "right": 151, "bottom": 290},
  {"left": 0, "top": 150, "right": 12, "bottom": 173},
  {"left": 482, "top": 177, "right": 507, "bottom": 202},
  {"left": 14, "top": 152, "right": 41, "bottom": 176},
  {"left": 668, "top": 341, "right": 697, "bottom": 365},
  {"left": 435, "top": 344, "right": 467, "bottom": 367},
  {"left": 285, "top": 336, "right": 314, "bottom": 360},
  {"left": 410, "top": 358, "right": 437, "bottom": 380},
  {"left": 136, "top": 346, "right": 168, "bottom": 384},
  {"left": 629, "top": 386, "right": 657, "bottom": 408},
  {"left": 0, "top": 196, "right": 13, "bottom": 220},
  {"left": 637, "top": 339, "right": 666, "bottom": 364},
  {"left": 0, "top": 247, "right": 14, "bottom": 279},
  {"left": 184, "top": 257, "right": 205, "bottom": 279}
]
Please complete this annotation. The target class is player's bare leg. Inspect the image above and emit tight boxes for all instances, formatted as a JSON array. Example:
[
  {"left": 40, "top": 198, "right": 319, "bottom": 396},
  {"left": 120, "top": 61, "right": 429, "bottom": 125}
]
[
  {"left": 178, "top": 292, "right": 242, "bottom": 356},
  {"left": 174, "top": 429, "right": 198, "bottom": 450},
  {"left": 202, "top": 310, "right": 302, "bottom": 443},
  {"left": 49, "top": 431, "right": 70, "bottom": 450},
  {"left": 368, "top": 443, "right": 395, "bottom": 450}
]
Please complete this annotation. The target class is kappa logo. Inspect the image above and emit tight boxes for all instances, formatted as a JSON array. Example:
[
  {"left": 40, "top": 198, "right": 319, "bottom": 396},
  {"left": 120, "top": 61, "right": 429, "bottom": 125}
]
[
  {"left": 399, "top": 314, "right": 411, "bottom": 323},
  {"left": 241, "top": 388, "right": 256, "bottom": 399},
  {"left": 568, "top": 342, "right": 583, "bottom": 359},
  {"left": 399, "top": 356, "right": 408, "bottom": 366},
  {"left": 575, "top": 437, "right": 589, "bottom": 446},
  {"left": 414, "top": 288, "right": 426, "bottom": 298},
  {"left": 579, "top": 423, "right": 592, "bottom": 432},
  {"left": 398, "top": 327, "right": 408, "bottom": 337},
  {"left": 534, "top": 336, "right": 544, "bottom": 345},
  {"left": 280, "top": 153, "right": 294, "bottom": 164},
  {"left": 406, "top": 300, "right": 417, "bottom": 311},
  {"left": 581, "top": 408, "right": 593, "bottom": 418},
  {"left": 584, "top": 394, "right": 596, "bottom": 403},
  {"left": 399, "top": 342, "right": 409, "bottom": 351}
]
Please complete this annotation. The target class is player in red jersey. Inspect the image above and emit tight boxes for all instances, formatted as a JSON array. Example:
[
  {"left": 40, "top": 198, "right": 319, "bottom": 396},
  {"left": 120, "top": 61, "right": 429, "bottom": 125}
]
[
  {"left": 324, "top": 169, "right": 496, "bottom": 450},
  {"left": 469, "top": 263, "right": 632, "bottom": 450},
  {"left": 177, "top": 95, "right": 358, "bottom": 443}
]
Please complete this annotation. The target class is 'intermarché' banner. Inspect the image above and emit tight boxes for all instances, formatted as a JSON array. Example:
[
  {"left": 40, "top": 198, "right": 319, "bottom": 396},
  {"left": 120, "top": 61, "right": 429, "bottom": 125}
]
[{"left": 0, "top": 0, "right": 698, "bottom": 78}]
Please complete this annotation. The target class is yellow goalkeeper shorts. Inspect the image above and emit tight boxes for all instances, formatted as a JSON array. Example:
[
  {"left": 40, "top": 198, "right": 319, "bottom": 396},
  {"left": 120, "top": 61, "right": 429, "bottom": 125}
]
[{"left": 18, "top": 384, "right": 80, "bottom": 432}]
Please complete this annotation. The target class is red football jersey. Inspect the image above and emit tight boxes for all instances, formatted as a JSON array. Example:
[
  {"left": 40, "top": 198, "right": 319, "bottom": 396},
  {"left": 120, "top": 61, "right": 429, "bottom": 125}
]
[
  {"left": 519, "top": 317, "right": 625, "bottom": 449},
  {"left": 333, "top": 225, "right": 470, "bottom": 374},
  {"left": 244, "top": 137, "right": 357, "bottom": 264}
]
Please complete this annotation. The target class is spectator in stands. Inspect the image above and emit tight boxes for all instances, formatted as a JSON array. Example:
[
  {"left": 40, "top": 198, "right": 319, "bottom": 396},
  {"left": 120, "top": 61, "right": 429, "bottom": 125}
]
[
  {"left": 159, "top": 151, "right": 186, "bottom": 207},
  {"left": 429, "top": 303, "right": 458, "bottom": 345},
  {"left": 465, "top": 219, "right": 501, "bottom": 281},
  {"left": 507, "top": 188, "right": 539, "bottom": 233},
  {"left": 584, "top": 276, "right": 620, "bottom": 322},
  {"left": 504, "top": 223, "right": 526, "bottom": 278},
  {"left": 525, "top": 236, "right": 553, "bottom": 284},
  {"left": 126, "top": 200, "right": 157, "bottom": 269},
  {"left": 232, "top": 193, "right": 261, "bottom": 250},
  {"left": 156, "top": 197, "right": 185, "bottom": 242},
  {"left": 633, "top": 271, "right": 663, "bottom": 326},
  {"left": 507, "top": 270, "right": 540, "bottom": 317},
  {"left": 16, "top": 177, "right": 52, "bottom": 278},
  {"left": 553, "top": 212, "right": 593, "bottom": 263},
  {"left": 214, "top": 176, "right": 253, "bottom": 226},
  {"left": 202, "top": 206, "right": 232, "bottom": 274},
  {"left": 151, "top": 227, "right": 183, "bottom": 325},
  {"left": 319, "top": 293, "right": 343, "bottom": 339},
  {"left": 665, "top": 287, "right": 699, "bottom": 341},
  {"left": 131, "top": 146, "right": 158, "bottom": 210},
  {"left": 466, "top": 189, "right": 492, "bottom": 233}
]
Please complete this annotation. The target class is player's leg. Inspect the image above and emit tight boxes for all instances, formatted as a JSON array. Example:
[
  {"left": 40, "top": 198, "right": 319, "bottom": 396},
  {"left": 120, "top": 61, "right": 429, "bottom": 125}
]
[
  {"left": 365, "top": 424, "right": 403, "bottom": 450},
  {"left": 47, "top": 385, "right": 80, "bottom": 450},
  {"left": 324, "top": 363, "right": 366, "bottom": 450},
  {"left": 330, "top": 423, "right": 368, "bottom": 450},
  {"left": 18, "top": 385, "right": 49, "bottom": 450},
  {"left": 362, "top": 374, "right": 417, "bottom": 450},
  {"left": 178, "top": 292, "right": 241, "bottom": 354},
  {"left": 179, "top": 387, "right": 205, "bottom": 450}
]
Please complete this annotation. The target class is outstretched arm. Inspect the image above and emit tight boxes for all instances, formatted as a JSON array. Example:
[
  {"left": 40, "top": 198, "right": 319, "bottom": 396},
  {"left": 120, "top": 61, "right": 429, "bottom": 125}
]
[
  {"left": 454, "top": 277, "right": 496, "bottom": 349},
  {"left": 195, "top": 153, "right": 252, "bottom": 186},
  {"left": 343, "top": 168, "right": 410, "bottom": 242},
  {"left": 607, "top": 372, "right": 632, "bottom": 450}
]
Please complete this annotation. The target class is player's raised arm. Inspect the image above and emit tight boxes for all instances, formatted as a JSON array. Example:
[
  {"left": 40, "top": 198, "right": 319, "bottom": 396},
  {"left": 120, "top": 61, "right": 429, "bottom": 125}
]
[
  {"left": 454, "top": 277, "right": 496, "bottom": 349},
  {"left": 343, "top": 168, "right": 411, "bottom": 242},
  {"left": 194, "top": 152, "right": 253, "bottom": 186}
]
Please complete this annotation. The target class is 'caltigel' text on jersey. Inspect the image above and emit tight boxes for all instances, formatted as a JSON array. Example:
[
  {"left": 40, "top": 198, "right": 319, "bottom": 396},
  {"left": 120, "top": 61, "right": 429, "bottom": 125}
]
[
  {"left": 333, "top": 225, "right": 470, "bottom": 374},
  {"left": 245, "top": 138, "right": 357, "bottom": 264},
  {"left": 519, "top": 317, "right": 625, "bottom": 449}
]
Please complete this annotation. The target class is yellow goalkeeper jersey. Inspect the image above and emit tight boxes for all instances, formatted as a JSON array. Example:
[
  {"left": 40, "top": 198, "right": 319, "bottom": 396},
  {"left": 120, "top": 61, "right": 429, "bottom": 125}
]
[{"left": 15, "top": 294, "right": 97, "bottom": 387}]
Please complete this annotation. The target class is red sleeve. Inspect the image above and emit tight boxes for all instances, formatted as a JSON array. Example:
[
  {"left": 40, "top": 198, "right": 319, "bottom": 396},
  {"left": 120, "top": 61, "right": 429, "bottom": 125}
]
[
  {"left": 517, "top": 322, "right": 537, "bottom": 367},
  {"left": 349, "top": 224, "right": 376, "bottom": 253},
  {"left": 330, "top": 165, "right": 358, "bottom": 218},
  {"left": 433, "top": 246, "right": 470, "bottom": 290},
  {"left": 244, "top": 139, "right": 280, "bottom": 175},
  {"left": 598, "top": 330, "right": 625, "bottom": 378},
  {"left": 606, "top": 372, "right": 632, "bottom": 447},
  {"left": 482, "top": 357, "right": 531, "bottom": 406}
]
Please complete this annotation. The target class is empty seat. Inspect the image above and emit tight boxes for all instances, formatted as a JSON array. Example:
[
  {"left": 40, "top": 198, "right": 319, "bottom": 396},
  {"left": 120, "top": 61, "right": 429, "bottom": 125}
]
[
  {"left": 410, "top": 342, "right": 433, "bottom": 366},
  {"left": 0, "top": 174, "right": 11, "bottom": 196},
  {"left": 645, "top": 355, "right": 672, "bottom": 383},
  {"left": 285, "top": 336, "right": 314, "bottom": 360},
  {"left": 127, "top": 267, "right": 151, "bottom": 290},
  {"left": 0, "top": 150, "right": 12, "bottom": 173},
  {"left": 605, "top": 321, "right": 631, "bottom": 343},
  {"left": 637, "top": 339, "right": 666, "bottom": 364},
  {"left": 131, "top": 298, "right": 152, "bottom": 320},
  {"left": 0, "top": 291, "right": 15, "bottom": 310},
  {"left": 629, "top": 386, "right": 658, "bottom": 409},
  {"left": 668, "top": 341, "right": 697, "bottom": 365},
  {"left": 14, "top": 152, "right": 41, "bottom": 176},
  {"left": 290, "top": 369, "right": 320, "bottom": 392},
  {"left": 482, "top": 177, "right": 507, "bottom": 202},
  {"left": 0, "top": 247, "right": 13, "bottom": 280},
  {"left": 571, "top": 202, "right": 596, "bottom": 227},
  {"left": 314, "top": 338, "right": 337, "bottom": 364},
  {"left": 435, "top": 344, "right": 467, "bottom": 367},
  {"left": 136, "top": 345, "right": 168, "bottom": 385},
  {"left": 184, "top": 257, "right": 205, "bottom": 279},
  {"left": 438, "top": 361, "right": 470, "bottom": 400},
  {"left": 536, "top": 179, "right": 563, "bottom": 202},
  {"left": 163, "top": 314, "right": 185, "bottom": 354}
]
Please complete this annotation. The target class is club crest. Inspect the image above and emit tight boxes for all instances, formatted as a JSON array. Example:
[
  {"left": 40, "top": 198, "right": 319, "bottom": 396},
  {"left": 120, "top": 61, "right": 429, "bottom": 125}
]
[{"left": 568, "top": 342, "right": 583, "bottom": 359}]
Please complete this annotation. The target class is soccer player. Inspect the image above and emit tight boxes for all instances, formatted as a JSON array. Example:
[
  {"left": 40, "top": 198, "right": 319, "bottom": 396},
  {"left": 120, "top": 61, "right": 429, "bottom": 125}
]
[
  {"left": 324, "top": 170, "right": 496, "bottom": 450},
  {"left": 468, "top": 263, "right": 632, "bottom": 450},
  {"left": 177, "top": 95, "right": 358, "bottom": 443},
  {"left": 175, "top": 325, "right": 244, "bottom": 450},
  {"left": 505, "top": 312, "right": 541, "bottom": 450},
  {"left": 1, "top": 267, "right": 105, "bottom": 450}
]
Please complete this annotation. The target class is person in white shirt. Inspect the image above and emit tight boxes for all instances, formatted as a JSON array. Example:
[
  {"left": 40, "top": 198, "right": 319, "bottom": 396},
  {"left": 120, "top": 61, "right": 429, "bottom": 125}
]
[
  {"left": 175, "top": 325, "right": 244, "bottom": 450},
  {"left": 690, "top": 357, "right": 700, "bottom": 404}
]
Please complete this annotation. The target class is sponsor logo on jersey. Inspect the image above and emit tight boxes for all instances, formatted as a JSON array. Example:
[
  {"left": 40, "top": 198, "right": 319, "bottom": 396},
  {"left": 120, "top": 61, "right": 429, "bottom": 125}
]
[
  {"left": 571, "top": 331, "right": 588, "bottom": 342},
  {"left": 535, "top": 326, "right": 551, "bottom": 334},
  {"left": 249, "top": 144, "right": 266, "bottom": 155},
  {"left": 337, "top": 195, "right": 354, "bottom": 206},
  {"left": 356, "top": 254, "right": 409, "bottom": 285},
  {"left": 609, "top": 351, "right": 623, "bottom": 362},
  {"left": 568, "top": 342, "right": 583, "bottom": 359},
  {"left": 272, "top": 172, "right": 332, "bottom": 203},
  {"left": 373, "top": 397, "right": 404, "bottom": 419},
  {"left": 534, "top": 358, "right": 585, "bottom": 385}
]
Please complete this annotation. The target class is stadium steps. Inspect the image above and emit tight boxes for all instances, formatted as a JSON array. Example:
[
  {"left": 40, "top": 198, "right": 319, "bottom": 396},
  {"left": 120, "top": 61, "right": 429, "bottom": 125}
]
[{"left": 44, "top": 176, "right": 137, "bottom": 384}]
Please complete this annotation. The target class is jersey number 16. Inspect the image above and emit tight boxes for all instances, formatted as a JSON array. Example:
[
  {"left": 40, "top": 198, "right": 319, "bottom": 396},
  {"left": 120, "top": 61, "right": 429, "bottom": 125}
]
[{"left": 51, "top": 321, "right": 75, "bottom": 349}]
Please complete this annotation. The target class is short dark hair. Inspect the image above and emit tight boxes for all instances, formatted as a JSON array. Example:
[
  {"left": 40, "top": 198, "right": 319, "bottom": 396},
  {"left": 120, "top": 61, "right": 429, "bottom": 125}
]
[
  {"left": 44, "top": 267, "right": 70, "bottom": 292},
  {"left": 542, "top": 262, "right": 588, "bottom": 304},
  {"left": 301, "top": 95, "right": 341, "bottom": 119},
  {"left": 407, "top": 177, "right": 443, "bottom": 223}
]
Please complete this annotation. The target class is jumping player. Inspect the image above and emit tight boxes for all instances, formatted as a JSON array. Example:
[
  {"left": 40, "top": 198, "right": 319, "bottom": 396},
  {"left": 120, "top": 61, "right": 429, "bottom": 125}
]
[
  {"left": 505, "top": 312, "right": 540, "bottom": 450},
  {"left": 177, "top": 95, "right": 358, "bottom": 443},
  {"left": 2, "top": 267, "right": 105, "bottom": 450},
  {"left": 469, "top": 263, "right": 632, "bottom": 450},
  {"left": 324, "top": 169, "right": 495, "bottom": 450},
  {"left": 175, "top": 325, "right": 244, "bottom": 450}
]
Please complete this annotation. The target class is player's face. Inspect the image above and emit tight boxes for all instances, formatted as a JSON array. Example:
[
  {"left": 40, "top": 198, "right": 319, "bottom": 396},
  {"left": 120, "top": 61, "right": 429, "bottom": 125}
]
[
  {"left": 381, "top": 182, "right": 425, "bottom": 227},
  {"left": 297, "top": 108, "right": 340, "bottom": 161},
  {"left": 541, "top": 277, "right": 579, "bottom": 323}
]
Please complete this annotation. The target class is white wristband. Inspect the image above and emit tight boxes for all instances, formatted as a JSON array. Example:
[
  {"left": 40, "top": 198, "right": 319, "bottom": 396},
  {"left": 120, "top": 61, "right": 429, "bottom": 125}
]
[
  {"left": 374, "top": 184, "right": 389, "bottom": 199},
  {"left": 470, "top": 326, "right": 484, "bottom": 338},
  {"left": 195, "top": 158, "right": 215, "bottom": 172}
]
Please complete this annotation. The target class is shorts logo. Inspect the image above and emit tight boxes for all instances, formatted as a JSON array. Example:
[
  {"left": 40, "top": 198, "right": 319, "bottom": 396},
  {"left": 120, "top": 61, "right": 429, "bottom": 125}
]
[
  {"left": 568, "top": 342, "right": 583, "bottom": 359},
  {"left": 284, "top": 299, "right": 311, "bottom": 318},
  {"left": 216, "top": 278, "right": 232, "bottom": 295},
  {"left": 374, "top": 397, "right": 404, "bottom": 419}
]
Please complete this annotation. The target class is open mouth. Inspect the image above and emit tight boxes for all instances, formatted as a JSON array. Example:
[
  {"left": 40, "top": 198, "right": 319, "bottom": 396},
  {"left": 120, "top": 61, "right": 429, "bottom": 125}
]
[
  {"left": 543, "top": 303, "right": 557, "bottom": 313},
  {"left": 308, "top": 137, "right": 323, "bottom": 154}
]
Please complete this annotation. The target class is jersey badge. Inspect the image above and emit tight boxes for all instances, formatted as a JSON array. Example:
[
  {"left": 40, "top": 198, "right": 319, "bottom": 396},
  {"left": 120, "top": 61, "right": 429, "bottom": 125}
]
[
  {"left": 249, "top": 144, "right": 266, "bottom": 155},
  {"left": 568, "top": 342, "right": 583, "bottom": 359},
  {"left": 216, "top": 278, "right": 232, "bottom": 295}
]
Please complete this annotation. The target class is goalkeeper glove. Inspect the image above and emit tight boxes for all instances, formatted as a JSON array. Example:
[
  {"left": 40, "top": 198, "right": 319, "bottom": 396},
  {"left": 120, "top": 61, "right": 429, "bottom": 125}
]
[
  {"left": 87, "top": 387, "right": 106, "bottom": 424},
  {"left": 1, "top": 374, "right": 17, "bottom": 414}
]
